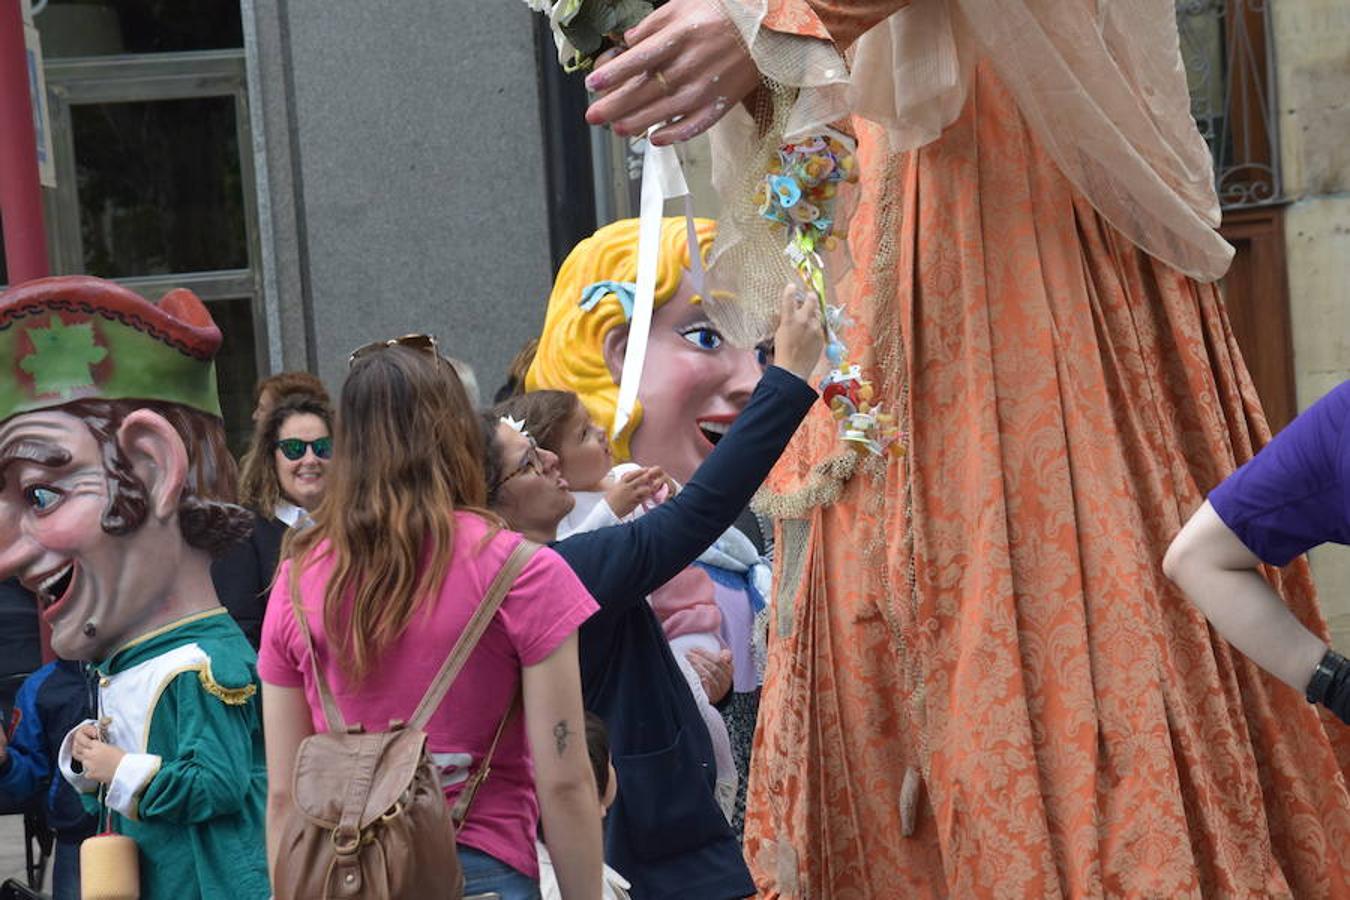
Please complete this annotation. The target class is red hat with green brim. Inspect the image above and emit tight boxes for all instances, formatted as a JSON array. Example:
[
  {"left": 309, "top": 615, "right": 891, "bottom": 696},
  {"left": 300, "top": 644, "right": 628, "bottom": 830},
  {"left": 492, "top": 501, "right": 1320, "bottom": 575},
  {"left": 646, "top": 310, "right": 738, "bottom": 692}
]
[{"left": 0, "top": 275, "right": 223, "bottom": 423}]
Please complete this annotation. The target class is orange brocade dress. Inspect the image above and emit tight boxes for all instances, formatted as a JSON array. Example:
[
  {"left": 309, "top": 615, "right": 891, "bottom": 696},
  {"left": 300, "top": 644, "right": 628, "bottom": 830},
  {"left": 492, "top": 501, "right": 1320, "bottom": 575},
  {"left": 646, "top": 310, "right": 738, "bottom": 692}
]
[{"left": 746, "top": 63, "right": 1350, "bottom": 897}]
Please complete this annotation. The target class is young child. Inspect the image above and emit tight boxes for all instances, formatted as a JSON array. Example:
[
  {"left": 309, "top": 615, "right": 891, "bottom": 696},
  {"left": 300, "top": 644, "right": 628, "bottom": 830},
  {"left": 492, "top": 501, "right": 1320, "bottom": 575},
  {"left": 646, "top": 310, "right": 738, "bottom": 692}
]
[
  {"left": 0, "top": 660, "right": 99, "bottom": 900},
  {"left": 507, "top": 390, "right": 668, "bottom": 539},
  {"left": 501, "top": 391, "right": 739, "bottom": 818},
  {"left": 537, "top": 713, "right": 631, "bottom": 900}
]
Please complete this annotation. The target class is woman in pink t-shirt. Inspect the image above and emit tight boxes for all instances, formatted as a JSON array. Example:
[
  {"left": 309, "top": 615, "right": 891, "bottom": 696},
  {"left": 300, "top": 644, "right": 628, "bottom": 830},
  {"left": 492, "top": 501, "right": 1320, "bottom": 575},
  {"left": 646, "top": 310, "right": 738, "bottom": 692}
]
[{"left": 257, "top": 342, "right": 604, "bottom": 900}]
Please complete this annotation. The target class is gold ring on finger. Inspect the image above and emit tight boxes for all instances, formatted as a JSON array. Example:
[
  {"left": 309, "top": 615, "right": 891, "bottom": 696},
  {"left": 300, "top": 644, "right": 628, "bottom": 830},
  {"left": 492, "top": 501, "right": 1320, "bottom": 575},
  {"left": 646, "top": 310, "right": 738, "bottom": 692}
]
[{"left": 653, "top": 70, "right": 672, "bottom": 95}]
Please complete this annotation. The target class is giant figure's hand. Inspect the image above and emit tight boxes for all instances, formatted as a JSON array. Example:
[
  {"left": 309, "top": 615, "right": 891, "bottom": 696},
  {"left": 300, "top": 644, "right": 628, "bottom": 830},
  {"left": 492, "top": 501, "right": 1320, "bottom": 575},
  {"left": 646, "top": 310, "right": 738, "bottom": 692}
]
[{"left": 584, "top": 0, "right": 760, "bottom": 146}]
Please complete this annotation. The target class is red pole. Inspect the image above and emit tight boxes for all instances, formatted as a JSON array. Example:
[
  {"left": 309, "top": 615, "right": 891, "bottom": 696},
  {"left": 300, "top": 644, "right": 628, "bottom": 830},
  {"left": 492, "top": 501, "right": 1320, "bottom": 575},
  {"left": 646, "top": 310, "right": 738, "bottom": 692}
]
[
  {"left": 0, "top": 0, "right": 49, "bottom": 285},
  {"left": 0, "top": 3, "right": 51, "bottom": 660}
]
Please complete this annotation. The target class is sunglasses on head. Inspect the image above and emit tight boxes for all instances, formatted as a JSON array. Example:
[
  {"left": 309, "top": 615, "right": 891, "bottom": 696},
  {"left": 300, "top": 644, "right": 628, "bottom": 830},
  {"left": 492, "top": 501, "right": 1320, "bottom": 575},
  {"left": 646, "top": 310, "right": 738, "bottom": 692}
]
[
  {"left": 275, "top": 437, "right": 333, "bottom": 461},
  {"left": 347, "top": 333, "right": 439, "bottom": 367}
]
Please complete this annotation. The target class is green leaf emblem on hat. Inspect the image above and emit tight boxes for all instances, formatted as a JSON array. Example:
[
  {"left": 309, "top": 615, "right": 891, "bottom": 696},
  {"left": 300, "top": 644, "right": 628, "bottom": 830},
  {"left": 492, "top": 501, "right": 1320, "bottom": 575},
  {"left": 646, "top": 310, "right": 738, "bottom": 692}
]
[
  {"left": 0, "top": 276, "right": 224, "bottom": 423},
  {"left": 19, "top": 315, "right": 109, "bottom": 398}
]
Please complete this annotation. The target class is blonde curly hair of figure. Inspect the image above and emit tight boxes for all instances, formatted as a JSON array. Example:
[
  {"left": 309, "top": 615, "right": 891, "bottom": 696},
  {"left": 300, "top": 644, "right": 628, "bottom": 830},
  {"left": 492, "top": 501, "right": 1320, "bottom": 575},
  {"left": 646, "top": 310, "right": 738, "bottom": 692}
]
[{"left": 526, "top": 216, "right": 716, "bottom": 462}]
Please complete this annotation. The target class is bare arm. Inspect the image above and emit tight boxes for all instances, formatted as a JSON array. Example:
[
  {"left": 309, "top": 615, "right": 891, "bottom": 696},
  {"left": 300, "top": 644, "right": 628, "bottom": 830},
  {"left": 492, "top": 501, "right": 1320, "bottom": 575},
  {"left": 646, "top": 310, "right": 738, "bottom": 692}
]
[
  {"left": 523, "top": 633, "right": 603, "bottom": 900},
  {"left": 1163, "top": 500, "right": 1327, "bottom": 691},
  {"left": 262, "top": 682, "right": 314, "bottom": 879}
]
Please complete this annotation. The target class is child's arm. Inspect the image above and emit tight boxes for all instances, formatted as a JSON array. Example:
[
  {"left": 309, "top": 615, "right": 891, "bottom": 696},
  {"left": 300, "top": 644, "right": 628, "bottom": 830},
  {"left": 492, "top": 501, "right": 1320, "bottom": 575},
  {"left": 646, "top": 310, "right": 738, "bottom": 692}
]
[
  {"left": 101, "top": 668, "right": 261, "bottom": 824},
  {"left": 574, "top": 496, "right": 627, "bottom": 532},
  {"left": 0, "top": 669, "right": 55, "bottom": 803}
]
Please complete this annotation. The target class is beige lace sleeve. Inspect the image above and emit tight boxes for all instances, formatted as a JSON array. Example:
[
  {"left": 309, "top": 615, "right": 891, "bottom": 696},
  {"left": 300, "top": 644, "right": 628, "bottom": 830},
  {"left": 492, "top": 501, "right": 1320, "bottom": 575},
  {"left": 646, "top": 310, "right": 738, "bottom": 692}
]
[{"left": 715, "top": 0, "right": 1235, "bottom": 282}]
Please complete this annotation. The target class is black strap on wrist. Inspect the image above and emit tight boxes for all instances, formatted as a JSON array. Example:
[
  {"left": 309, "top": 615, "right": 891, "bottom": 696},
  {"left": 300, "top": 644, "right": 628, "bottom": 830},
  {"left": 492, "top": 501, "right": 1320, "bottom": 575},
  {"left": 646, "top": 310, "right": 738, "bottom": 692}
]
[{"left": 1306, "top": 649, "right": 1345, "bottom": 705}]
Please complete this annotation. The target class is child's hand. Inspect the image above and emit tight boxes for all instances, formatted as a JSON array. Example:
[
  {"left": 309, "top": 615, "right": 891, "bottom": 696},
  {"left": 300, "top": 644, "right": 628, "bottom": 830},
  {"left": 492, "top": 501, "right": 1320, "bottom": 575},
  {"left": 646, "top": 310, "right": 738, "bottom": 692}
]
[
  {"left": 0, "top": 723, "right": 8, "bottom": 765},
  {"left": 605, "top": 466, "right": 667, "bottom": 518},
  {"left": 72, "top": 723, "right": 125, "bottom": 785}
]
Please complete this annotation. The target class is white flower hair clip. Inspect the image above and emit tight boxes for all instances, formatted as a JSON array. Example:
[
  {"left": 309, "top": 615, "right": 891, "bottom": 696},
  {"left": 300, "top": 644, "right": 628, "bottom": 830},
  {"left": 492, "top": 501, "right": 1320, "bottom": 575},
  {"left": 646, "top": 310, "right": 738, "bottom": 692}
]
[{"left": 500, "top": 415, "right": 531, "bottom": 439}]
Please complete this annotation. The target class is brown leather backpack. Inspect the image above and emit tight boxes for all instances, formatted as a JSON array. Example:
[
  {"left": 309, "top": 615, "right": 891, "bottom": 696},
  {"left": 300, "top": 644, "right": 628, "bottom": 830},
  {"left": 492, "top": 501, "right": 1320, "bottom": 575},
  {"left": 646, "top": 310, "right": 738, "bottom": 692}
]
[{"left": 272, "top": 540, "right": 539, "bottom": 900}]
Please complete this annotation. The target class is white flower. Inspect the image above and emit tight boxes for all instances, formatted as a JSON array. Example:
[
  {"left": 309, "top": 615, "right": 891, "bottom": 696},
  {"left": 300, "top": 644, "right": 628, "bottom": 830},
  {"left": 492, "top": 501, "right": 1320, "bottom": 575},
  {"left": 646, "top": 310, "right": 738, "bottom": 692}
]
[
  {"left": 548, "top": 0, "right": 579, "bottom": 66},
  {"left": 522, "top": 0, "right": 589, "bottom": 68}
]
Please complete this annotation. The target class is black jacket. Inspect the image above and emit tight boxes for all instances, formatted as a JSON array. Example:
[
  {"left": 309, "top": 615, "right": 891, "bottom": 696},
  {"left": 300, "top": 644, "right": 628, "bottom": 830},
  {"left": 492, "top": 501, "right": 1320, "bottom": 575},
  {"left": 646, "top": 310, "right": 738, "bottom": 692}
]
[
  {"left": 551, "top": 366, "right": 816, "bottom": 900},
  {"left": 211, "top": 513, "right": 288, "bottom": 649}
]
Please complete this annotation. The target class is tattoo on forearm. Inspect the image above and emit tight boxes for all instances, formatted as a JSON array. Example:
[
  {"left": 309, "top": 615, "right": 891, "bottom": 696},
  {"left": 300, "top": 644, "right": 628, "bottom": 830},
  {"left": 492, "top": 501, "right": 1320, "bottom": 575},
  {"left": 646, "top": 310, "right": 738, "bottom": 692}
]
[{"left": 553, "top": 720, "right": 573, "bottom": 756}]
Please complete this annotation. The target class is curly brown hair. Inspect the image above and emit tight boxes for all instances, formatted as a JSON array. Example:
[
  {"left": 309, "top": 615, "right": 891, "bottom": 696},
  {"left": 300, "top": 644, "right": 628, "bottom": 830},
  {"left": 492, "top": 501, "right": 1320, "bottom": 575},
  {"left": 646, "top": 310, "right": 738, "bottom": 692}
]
[
  {"left": 56, "top": 399, "right": 251, "bottom": 558},
  {"left": 237, "top": 393, "right": 334, "bottom": 515},
  {"left": 253, "top": 371, "right": 329, "bottom": 408}
]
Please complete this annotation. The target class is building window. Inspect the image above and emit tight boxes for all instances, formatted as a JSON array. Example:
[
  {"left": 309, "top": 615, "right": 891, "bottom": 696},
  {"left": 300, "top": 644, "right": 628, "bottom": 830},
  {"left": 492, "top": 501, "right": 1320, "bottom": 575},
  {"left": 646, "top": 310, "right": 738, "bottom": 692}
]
[
  {"left": 31, "top": 2, "right": 263, "bottom": 452},
  {"left": 1176, "top": 0, "right": 1282, "bottom": 208},
  {"left": 1177, "top": 0, "right": 1294, "bottom": 430}
]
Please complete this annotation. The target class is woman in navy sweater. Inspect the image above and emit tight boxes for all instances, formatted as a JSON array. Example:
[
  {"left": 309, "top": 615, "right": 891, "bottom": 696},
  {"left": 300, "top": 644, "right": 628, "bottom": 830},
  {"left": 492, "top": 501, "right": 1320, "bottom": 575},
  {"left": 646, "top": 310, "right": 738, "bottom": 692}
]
[{"left": 485, "top": 287, "right": 822, "bottom": 899}]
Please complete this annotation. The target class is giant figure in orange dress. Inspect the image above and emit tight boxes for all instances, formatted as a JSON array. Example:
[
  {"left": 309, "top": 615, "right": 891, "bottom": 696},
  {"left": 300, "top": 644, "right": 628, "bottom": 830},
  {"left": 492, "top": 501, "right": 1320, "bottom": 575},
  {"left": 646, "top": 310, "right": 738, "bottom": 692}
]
[{"left": 583, "top": 0, "right": 1350, "bottom": 894}]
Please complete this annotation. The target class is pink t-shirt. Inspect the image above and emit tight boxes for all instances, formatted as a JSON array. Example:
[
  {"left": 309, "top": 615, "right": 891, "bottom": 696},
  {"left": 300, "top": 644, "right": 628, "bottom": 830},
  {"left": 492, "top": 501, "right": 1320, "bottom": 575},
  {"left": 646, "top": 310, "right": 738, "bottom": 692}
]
[{"left": 257, "top": 513, "right": 597, "bottom": 878}]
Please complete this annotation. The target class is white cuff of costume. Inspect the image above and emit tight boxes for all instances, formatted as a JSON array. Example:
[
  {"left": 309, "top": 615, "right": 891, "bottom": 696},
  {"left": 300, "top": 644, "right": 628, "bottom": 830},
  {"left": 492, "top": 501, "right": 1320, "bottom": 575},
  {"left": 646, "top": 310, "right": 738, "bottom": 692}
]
[
  {"left": 57, "top": 719, "right": 100, "bottom": 794},
  {"left": 107, "top": 752, "right": 162, "bottom": 819}
]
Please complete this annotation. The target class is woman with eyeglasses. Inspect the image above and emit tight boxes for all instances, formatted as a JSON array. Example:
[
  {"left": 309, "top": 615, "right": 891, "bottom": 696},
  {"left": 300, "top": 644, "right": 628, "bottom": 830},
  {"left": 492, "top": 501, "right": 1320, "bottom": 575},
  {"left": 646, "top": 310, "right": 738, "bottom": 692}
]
[
  {"left": 485, "top": 286, "right": 824, "bottom": 900},
  {"left": 257, "top": 342, "right": 603, "bottom": 899},
  {"left": 211, "top": 392, "right": 333, "bottom": 648}
]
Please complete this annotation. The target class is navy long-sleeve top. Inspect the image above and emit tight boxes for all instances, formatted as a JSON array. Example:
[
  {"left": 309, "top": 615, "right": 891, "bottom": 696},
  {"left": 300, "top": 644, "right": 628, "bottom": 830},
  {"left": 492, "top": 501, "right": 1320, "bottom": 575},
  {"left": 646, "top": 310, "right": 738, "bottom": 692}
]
[
  {"left": 0, "top": 659, "right": 98, "bottom": 840},
  {"left": 211, "top": 513, "right": 287, "bottom": 649},
  {"left": 550, "top": 365, "right": 817, "bottom": 900}
]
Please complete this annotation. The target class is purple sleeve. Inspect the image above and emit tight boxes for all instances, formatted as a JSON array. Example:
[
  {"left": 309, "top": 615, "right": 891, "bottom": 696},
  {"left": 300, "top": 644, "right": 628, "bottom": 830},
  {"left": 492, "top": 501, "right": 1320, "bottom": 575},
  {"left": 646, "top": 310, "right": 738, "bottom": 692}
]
[{"left": 1209, "top": 381, "right": 1350, "bottom": 566}]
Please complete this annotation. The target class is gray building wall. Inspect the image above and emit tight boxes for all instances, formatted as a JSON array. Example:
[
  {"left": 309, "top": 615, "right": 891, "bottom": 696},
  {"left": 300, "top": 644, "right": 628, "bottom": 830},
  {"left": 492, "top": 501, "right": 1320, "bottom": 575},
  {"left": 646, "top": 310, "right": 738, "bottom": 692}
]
[
  {"left": 244, "top": 0, "right": 554, "bottom": 398},
  {"left": 1273, "top": 0, "right": 1350, "bottom": 645}
]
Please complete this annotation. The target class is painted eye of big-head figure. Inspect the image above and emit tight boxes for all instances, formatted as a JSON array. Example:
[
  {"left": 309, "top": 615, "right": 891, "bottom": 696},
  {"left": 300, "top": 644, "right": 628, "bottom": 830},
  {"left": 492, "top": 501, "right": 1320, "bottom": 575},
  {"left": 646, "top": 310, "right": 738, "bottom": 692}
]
[{"left": 274, "top": 411, "right": 329, "bottom": 510}]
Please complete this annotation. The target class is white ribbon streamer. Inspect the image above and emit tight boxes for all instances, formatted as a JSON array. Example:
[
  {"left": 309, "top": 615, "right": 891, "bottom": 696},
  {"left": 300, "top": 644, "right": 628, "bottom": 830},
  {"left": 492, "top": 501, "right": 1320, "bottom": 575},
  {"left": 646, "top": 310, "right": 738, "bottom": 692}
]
[{"left": 612, "top": 133, "right": 693, "bottom": 441}]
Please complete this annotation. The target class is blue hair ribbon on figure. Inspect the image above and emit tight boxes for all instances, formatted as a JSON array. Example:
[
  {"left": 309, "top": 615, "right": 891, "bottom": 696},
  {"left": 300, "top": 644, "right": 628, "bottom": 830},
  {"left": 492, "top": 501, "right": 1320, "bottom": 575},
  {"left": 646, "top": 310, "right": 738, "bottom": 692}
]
[{"left": 579, "top": 281, "right": 637, "bottom": 321}]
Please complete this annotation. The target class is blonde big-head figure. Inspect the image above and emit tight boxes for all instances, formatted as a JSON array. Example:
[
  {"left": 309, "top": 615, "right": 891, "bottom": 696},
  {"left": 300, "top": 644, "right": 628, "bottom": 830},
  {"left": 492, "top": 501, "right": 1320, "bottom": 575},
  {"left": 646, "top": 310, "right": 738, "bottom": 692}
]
[{"left": 527, "top": 217, "right": 761, "bottom": 484}]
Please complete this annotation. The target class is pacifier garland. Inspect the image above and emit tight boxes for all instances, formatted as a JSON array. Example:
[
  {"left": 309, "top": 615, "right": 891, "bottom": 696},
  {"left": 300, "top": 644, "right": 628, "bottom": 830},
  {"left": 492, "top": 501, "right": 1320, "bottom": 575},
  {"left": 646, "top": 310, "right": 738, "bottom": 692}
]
[{"left": 757, "top": 132, "right": 901, "bottom": 456}]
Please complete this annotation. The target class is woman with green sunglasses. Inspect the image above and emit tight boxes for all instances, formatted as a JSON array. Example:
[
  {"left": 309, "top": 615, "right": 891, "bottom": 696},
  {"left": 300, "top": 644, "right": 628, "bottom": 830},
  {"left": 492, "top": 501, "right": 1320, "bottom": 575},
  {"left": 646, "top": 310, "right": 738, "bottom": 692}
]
[{"left": 212, "top": 392, "right": 334, "bottom": 648}]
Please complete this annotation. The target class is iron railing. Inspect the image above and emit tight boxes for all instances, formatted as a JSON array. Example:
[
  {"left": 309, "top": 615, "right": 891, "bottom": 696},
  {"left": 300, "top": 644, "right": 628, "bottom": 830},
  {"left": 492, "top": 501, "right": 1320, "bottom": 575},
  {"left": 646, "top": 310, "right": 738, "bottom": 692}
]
[{"left": 1176, "top": 0, "right": 1282, "bottom": 208}]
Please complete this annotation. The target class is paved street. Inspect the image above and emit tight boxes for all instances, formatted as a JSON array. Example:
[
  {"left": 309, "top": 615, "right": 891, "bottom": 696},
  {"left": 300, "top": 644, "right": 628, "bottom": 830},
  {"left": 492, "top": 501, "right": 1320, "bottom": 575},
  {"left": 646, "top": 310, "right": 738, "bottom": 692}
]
[{"left": 0, "top": 814, "right": 48, "bottom": 892}]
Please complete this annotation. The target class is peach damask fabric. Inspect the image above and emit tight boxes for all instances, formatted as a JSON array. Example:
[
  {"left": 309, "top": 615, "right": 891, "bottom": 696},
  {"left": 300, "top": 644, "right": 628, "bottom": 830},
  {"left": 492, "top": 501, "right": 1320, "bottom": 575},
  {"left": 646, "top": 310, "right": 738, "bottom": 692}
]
[{"left": 746, "top": 63, "right": 1350, "bottom": 897}]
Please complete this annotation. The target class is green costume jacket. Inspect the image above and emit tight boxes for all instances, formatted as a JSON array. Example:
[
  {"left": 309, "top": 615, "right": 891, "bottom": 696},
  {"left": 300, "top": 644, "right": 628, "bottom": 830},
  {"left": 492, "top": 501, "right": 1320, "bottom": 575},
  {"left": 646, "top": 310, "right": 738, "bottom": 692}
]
[{"left": 58, "top": 608, "right": 270, "bottom": 900}]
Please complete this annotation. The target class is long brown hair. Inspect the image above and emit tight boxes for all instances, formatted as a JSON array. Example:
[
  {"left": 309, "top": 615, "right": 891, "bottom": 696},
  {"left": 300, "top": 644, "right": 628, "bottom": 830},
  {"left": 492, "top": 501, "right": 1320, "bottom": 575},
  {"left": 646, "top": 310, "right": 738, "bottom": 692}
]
[
  {"left": 284, "top": 345, "right": 490, "bottom": 681},
  {"left": 237, "top": 393, "right": 333, "bottom": 516}
]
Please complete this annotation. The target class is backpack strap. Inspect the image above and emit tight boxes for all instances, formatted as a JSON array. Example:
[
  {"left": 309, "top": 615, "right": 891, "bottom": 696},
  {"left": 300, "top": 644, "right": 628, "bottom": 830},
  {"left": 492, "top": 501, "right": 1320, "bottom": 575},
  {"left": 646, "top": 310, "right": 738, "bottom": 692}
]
[
  {"left": 289, "top": 570, "right": 348, "bottom": 732},
  {"left": 408, "top": 539, "right": 541, "bottom": 729},
  {"left": 450, "top": 692, "right": 519, "bottom": 828}
]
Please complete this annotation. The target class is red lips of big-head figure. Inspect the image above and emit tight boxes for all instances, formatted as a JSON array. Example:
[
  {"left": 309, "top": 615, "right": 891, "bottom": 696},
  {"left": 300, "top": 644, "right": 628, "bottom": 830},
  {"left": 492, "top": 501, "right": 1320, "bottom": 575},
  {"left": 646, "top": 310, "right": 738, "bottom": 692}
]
[
  {"left": 695, "top": 413, "right": 738, "bottom": 450},
  {"left": 23, "top": 559, "right": 78, "bottom": 622}
]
